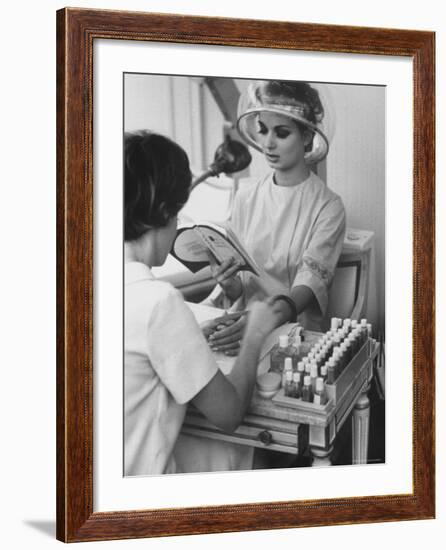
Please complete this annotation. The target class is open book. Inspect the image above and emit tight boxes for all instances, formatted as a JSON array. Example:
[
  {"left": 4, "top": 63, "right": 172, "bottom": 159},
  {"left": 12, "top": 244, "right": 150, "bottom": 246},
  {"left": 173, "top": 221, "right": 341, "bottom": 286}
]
[{"left": 171, "top": 222, "right": 260, "bottom": 276}]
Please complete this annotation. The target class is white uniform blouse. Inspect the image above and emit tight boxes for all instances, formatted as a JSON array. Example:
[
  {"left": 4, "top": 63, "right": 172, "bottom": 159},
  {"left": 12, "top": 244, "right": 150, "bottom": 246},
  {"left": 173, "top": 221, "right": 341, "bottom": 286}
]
[
  {"left": 124, "top": 262, "right": 218, "bottom": 476},
  {"left": 230, "top": 171, "right": 346, "bottom": 330}
]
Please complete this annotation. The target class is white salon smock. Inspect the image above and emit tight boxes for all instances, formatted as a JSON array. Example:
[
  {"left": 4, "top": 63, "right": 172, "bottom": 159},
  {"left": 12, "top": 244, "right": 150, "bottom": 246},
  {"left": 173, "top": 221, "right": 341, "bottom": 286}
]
[
  {"left": 124, "top": 262, "right": 218, "bottom": 476},
  {"left": 230, "top": 171, "right": 346, "bottom": 330}
]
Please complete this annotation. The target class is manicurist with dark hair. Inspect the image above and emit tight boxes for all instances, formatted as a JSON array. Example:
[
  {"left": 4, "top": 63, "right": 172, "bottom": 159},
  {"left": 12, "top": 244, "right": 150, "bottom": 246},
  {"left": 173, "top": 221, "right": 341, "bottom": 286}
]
[{"left": 124, "top": 131, "right": 279, "bottom": 476}]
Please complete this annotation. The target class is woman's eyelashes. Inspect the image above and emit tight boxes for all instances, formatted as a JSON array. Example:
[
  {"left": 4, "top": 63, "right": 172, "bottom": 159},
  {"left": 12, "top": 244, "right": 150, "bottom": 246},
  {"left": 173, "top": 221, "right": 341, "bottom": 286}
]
[
  {"left": 256, "top": 122, "right": 291, "bottom": 139},
  {"left": 276, "top": 129, "right": 291, "bottom": 139}
]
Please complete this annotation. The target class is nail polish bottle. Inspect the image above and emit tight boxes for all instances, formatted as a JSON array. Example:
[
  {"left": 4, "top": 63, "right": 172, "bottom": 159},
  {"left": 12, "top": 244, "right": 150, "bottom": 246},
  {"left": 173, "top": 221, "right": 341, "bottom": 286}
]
[
  {"left": 310, "top": 363, "right": 319, "bottom": 393},
  {"left": 302, "top": 375, "right": 313, "bottom": 402},
  {"left": 292, "top": 371, "right": 302, "bottom": 399},
  {"left": 360, "top": 319, "right": 369, "bottom": 344},
  {"left": 327, "top": 357, "right": 337, "bottom": 384},
  {"left": 320, "top": 364, "right": 328, "bottom": 381},
  {"left": 284, "top": 370, "right": 294, "bottom": 397},
  {"left": 313, "top": 377, "right": 328, "bottom": 405},
  {"left": 270, "top": 335, "right": 293, "bottom": 374},
  {"left": 281, "top": 357, "right": 293, "bottom": 389}
]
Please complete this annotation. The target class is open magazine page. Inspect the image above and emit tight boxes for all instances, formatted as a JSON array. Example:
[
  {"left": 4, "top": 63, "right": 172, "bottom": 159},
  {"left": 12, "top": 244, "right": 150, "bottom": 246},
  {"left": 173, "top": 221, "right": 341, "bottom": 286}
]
[
  {"left": 171, "top": 221, "right": 259, "bottom": 275},
  {"left": 195, "top": 225, "right": 259, "bottom": 274}
]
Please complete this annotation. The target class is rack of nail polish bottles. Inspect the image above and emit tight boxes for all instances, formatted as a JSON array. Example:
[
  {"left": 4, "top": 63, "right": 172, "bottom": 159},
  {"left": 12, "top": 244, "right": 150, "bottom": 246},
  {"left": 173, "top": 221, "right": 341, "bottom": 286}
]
[{"left": 272, "top": 317, "right": 374, "bottom": 417}]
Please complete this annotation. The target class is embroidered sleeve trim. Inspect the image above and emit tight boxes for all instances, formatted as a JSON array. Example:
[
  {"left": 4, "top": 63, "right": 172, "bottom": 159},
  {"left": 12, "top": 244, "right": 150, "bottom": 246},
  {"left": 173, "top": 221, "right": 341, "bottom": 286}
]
[{"left": 297, "top": 255, "right": 333, "bottom": 286}]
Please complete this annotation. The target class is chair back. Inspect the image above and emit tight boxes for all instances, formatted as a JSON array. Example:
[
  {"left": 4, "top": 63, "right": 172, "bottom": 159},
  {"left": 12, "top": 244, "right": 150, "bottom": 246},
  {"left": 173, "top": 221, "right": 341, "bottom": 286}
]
[{"left": 323, "top": 229, "right": 374, "bottom": 330}]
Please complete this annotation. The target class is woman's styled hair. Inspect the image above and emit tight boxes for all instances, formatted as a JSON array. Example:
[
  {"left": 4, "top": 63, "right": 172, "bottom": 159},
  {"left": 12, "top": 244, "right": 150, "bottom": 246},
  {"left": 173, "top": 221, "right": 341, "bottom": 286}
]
[
  {"left": 124, "top": 131, "right": 191, "bottom": 241},
  {"left": 255, "top": 80, "right": 324, "bottom": 126},
  {"left": 237, "top": 79, "right": 329, "bottom": 162}
]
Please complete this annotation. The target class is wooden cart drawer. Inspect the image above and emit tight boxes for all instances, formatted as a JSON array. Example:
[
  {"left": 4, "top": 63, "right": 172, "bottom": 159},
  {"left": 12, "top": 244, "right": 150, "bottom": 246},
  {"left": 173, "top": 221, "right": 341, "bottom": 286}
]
[{"left": 182, "top": 412, "right": 300, "bottom": 454}]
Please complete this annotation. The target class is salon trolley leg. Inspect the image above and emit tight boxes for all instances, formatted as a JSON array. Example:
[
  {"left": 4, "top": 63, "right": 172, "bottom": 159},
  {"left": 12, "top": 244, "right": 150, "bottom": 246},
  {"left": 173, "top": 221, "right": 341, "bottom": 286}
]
[
  {"left": 310, "top": 445, "right": 333, "bottom": 467},
  {"left": 352, "top": 387, "right": 371, "bottom": 464}
]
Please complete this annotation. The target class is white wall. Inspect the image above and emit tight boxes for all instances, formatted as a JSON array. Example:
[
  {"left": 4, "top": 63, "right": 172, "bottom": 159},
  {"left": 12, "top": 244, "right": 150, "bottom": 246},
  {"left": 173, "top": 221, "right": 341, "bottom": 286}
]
[
  {"left": 124, "top": 74, "right": 175, "bottom": 136},
  {"left": 1, "top": 1, "right": 443, "bottom": 550},
  {"left": 124, "top": 74, "right": 223, "bottom": 171}
]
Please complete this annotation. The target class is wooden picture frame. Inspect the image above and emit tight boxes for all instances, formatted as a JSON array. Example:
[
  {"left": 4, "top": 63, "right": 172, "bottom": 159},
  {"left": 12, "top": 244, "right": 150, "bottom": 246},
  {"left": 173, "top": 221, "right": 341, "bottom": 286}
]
[{"left": 56, "top": 7, "right": 435, "bottom": 542}]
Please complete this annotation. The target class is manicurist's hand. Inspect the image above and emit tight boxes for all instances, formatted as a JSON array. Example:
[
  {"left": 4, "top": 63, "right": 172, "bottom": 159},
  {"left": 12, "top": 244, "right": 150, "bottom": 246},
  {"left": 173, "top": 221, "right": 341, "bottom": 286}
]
[
  {"left": 207, "top": 253, "right": 243, "bottom": 302},
  {"left": 201, "top": 310, "right": 244, "bottom": 338},
  {"left": 208, "top": 299, "right": 281, "bottom": 356},
  {"left": 208, "top": 313, "right": 247, "bottom": 356}
]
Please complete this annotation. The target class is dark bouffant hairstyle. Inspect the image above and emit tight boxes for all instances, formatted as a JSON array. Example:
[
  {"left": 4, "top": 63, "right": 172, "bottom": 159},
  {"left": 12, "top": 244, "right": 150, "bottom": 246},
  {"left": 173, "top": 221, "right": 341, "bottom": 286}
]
[{"left": 124, "top": 131, "right": 191, "bottom": 241}]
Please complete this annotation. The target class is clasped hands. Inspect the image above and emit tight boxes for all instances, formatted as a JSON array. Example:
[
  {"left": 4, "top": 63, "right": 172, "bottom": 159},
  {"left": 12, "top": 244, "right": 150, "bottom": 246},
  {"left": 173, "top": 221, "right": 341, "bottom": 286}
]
[{"left": 201, "top": 310, "right": 247, "bottom": 356}]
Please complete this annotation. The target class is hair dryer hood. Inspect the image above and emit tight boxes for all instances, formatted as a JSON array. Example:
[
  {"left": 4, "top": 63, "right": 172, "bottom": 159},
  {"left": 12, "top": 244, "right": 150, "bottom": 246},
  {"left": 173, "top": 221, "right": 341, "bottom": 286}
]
[
  {"left": 191, "top": 134, "right": 252, "bottom": 190},
  {"left": 210, "top": 134, "right": 252, "bottom": 175}
]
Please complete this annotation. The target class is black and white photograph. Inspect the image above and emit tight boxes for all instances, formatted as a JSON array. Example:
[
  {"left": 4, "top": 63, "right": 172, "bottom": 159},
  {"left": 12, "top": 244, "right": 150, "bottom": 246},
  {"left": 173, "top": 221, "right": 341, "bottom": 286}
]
[{"left": 123, "top": 73, "right": 386, "bottom": 477}]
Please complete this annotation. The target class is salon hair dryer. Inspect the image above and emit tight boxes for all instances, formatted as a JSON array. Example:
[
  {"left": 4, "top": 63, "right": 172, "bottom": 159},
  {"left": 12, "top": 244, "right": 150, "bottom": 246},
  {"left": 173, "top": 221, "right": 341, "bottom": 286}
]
[{"left": 190, "top": 134, "right": 252, "bottom": 191}]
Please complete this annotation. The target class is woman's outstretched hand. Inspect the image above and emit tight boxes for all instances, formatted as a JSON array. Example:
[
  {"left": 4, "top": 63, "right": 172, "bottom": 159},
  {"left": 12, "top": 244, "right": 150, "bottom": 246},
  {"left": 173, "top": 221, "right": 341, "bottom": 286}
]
[{"left": 207, "top": 253, "right": 243, "bottom": 302}]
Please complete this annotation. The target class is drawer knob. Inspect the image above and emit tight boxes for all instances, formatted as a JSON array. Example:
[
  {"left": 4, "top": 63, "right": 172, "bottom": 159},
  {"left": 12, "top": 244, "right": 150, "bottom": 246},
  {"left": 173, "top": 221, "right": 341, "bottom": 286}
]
[{"left": 258, "top": 430, "right": 273, "bottom": 446}]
